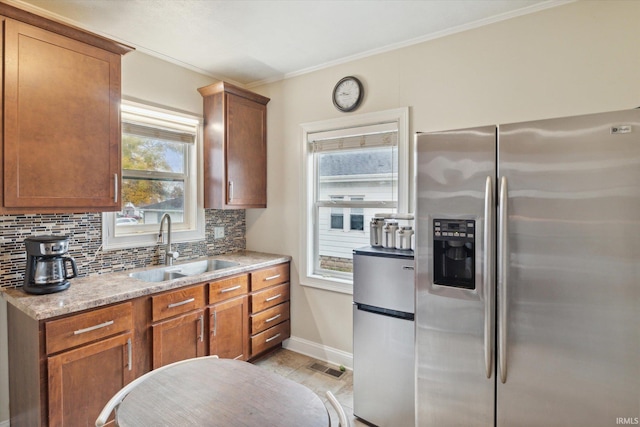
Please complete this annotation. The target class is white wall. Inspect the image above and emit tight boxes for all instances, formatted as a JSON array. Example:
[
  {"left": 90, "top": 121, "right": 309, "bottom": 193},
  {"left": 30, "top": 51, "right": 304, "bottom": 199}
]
[
  {"left": 0, "top": 50, "right": 215, "bottom": 425},
  {"left": 245, "top": 0, "right": 640, "bottom": 364}
]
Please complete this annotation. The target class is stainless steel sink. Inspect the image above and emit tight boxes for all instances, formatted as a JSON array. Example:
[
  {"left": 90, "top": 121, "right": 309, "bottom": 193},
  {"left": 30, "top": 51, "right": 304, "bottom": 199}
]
[
  {"left": 176, "top": 259, "right": 240, "bottom": 276},
  {"left": 129, "top": 259, "right": 240, "bottom": 282}
]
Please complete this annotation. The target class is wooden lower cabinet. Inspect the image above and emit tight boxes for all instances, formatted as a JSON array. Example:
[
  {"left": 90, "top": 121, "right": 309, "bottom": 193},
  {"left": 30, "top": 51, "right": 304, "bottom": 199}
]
[
  {"left": 249, "top": 264, "right": 291, "bottom": 358},
  {"left": 152, "top": 309, "right": 205, "bottom": 369},
  {"left": 208, "top": 295, "right": 249, "bottom": 360},
  {"left": 6, "top": 261, "right": 290, "bottom": 426},
  {"left": 47, "top": 333, "right": 134, "bottom": 427},
  {"left": 251, "top": 319, "right": 291, "bottom": 357}
]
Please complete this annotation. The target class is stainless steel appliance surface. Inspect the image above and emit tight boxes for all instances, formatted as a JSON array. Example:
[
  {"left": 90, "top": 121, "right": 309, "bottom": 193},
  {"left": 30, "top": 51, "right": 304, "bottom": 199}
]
[
  {"left": 24, "top": 235, "right": 77, "bottom": 294},
  {"left": 353, "top": 246, "right": 415, "bottom": 427},
  {"left": 415, "top": 109, "right": 640, "bottom": 426}
]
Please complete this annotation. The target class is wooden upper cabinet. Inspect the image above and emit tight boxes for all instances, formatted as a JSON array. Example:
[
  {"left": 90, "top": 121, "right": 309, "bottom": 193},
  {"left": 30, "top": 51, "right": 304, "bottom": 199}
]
[
  {"left": 0, "top": 4, "right": 133, "bottom": 214},
  {"left": 198, "top": 81, "right": 270, "bottom": 209}
]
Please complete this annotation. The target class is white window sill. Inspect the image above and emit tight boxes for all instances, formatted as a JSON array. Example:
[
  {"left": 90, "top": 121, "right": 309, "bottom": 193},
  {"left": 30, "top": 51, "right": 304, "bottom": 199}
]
[
  {"left": 101, "top": 230, "right": 205, "bottom": 251},
  {"left": 300, "top": 274, "right": 353, "bottom": 295}
]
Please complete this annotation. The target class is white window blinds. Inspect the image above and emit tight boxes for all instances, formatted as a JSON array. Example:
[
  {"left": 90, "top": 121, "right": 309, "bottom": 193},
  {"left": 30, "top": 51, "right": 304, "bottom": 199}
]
[{"left": 309, "top": 122, "right": 398, "bottom": 152}]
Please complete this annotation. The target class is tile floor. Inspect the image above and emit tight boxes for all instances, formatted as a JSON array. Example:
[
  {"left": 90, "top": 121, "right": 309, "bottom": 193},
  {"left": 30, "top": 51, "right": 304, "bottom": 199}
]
[{"left": 254, "top": 348, "right": 368, "bottom": 426}]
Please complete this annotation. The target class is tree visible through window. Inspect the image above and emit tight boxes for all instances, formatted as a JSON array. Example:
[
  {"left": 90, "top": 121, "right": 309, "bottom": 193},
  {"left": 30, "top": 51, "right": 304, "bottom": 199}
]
[
  {"left": 102, "top": 101, "right": 202, "bottom": 250},
  {"left": 119, "top": 123, "right": 190, "bottom": 228}
]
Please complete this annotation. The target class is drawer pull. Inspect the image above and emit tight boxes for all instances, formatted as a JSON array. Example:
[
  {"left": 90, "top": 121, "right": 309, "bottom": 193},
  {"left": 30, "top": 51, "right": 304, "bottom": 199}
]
[
  {"left": 265, "top": 294, "right": 282, "bottom": 302},
  {"left": 402, "top": 266, "right": 414, "bottom": 270},
  {"left": 264, "top": 274, "right": 281, "bottom": 281},
  {"left": 168, "top": 298, "right": 195, "bottom": 309},
  {"left": 73, "top": 320, "right": 114, "bottom": 335},
  {"left": 265, "top": 333, "right": 281, "bottom": 343},
  {"left": 220, "top": 285, "right": 242, "bottom": 293},
  {"left": 265, "top": 313, "right": 282, "bottom": 323},
  {"left": 198, "top": 315, "right": 204, "bottom": 342}
]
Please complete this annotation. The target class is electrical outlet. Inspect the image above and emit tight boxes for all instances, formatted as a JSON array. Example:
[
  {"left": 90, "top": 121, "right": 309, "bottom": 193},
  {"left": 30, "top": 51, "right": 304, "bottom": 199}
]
[{"left": 214, "top": 226, "right": 225, "bottom": 239}]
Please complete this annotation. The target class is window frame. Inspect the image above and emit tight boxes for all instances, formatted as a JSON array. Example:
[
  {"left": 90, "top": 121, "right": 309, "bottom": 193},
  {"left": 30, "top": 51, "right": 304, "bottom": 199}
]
[
  {"left": 102, "top": 100, "right": 205, "bottom": 251},
  {"left": 300, "top": 107, "right": 409, "bottom": 294}
]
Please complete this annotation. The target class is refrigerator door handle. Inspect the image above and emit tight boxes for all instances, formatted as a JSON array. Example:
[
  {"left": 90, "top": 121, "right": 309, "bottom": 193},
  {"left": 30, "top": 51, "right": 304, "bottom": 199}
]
[
  {"left": 498, "top": 176, "right": 509, "bottom": 384},
  {"left": 483, "top": 176, "right": 495, "bottom": 379}
]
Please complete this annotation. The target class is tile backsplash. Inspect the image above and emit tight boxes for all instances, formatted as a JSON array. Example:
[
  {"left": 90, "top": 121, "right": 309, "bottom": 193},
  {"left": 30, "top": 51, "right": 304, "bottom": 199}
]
[{"left": 0, "top": 209, "right": 245, "bottom": 289}]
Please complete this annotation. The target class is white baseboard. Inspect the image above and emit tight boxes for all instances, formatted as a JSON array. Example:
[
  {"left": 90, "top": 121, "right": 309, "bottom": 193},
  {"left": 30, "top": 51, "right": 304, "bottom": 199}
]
[
  {"left": 283, "top": 335, "right": 353, "bottom": 370},
  {"left": 0, "top": 418, "right": 9, "bottom": 427}
]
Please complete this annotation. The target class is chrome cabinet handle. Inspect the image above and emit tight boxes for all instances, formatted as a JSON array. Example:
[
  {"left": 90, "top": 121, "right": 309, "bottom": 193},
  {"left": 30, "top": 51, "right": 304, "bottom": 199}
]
[
  {"left": 484, "top": 176, "right": 495, "bottom": 379},
  {"left": 265, "top": 333, "right": 281, "bottom": 343},
  {"left": 498, "top": 176, "right": 509, "bottom": 384},
  {"left": 168, "top": 298, "right": 195, "bottom": 309},
  {"left": 402, "top": 266, "right": 414, "bottom": 271},
  {"left": 198, "top": 315, "right": 204, "bottom": 342},
  {"left": 228, "top": 181, "right": 234, "bottom": 202},
  {"left": 114, "top": 174, "right": 118, "bottom": 204},
  {"left": 211, "top": 312, "right": 217, "bottom": 337},
  {"left": 127, "top": 338, "right": 132, "bottom": 371},
  {"left": 220, "top": 285, "right": 242, "bottom": 293},
  {"left": 265, "top": 294, "right": 282, "bottom": 302},
  {"left": 264, "top": 274, "right": 281, "bottom": 281},
  {"left": 265, "top": 314, "right": 282, "bottom": 323},
  {"left": 74, "top": 320, "right": 114, "bottom": 335}
]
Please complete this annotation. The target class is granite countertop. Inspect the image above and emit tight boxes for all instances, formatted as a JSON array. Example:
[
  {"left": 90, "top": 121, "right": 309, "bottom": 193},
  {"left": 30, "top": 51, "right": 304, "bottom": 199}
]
[{"left": 1, "top": 251, "right": 291, "bottom": 321}]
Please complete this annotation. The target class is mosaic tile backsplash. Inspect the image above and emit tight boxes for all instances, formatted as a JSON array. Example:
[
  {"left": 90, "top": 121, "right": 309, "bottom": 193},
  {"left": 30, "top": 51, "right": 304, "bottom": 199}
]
[{"left": 0, "top": 209, "right": 245, "bottom": 289}]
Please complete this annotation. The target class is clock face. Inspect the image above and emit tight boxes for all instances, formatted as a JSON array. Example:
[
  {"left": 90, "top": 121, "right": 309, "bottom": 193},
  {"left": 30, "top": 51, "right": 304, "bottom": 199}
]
[{"left": 333, "top": 76, "right": 363, "bottom": 112}]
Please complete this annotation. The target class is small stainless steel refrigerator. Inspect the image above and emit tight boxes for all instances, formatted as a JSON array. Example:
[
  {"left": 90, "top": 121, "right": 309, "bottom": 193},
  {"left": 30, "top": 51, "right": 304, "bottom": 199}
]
[
  {"left": 353, "top": 247, "right": 415, "bottom": 427},
  {"left": 415, "top": 109, "right": 640, "bottom": 426}
]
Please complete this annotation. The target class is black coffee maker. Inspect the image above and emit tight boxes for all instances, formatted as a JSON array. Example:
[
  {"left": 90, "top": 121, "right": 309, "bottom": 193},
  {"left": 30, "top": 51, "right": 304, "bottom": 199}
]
[{"left": 24, "top": 235, "right": 77, "bottom": 294}]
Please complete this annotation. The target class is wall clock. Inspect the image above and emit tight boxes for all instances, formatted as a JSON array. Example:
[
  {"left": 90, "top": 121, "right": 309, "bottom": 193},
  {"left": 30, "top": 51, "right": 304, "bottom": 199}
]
[{"left": 332, "top": 76, "right": 364, "bottom": 112}]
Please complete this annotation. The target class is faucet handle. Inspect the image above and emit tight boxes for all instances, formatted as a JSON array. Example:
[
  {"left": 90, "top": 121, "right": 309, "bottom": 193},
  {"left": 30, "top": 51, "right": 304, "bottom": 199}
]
[{"left": 167, "top": 250, "right": 179, "bottom": 260}]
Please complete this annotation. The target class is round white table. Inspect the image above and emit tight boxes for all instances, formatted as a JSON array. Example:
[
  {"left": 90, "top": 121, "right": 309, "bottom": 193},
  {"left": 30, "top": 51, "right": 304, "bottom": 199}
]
[{"left": 116, "top": 357, "right": 330, "bottom": 426}]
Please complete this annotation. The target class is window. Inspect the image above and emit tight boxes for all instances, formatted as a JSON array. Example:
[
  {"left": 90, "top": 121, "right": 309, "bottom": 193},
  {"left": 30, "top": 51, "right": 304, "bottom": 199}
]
[
  {"left": 102, "top": 101, "right": 204, "bottom": 250},
  {"left": 301, "top": 108, "right": 409, "bottom": 293},
  {"left": 350, "top": 197, "right": 364, "bottom": 231},
  {"left": 329, "top": 196, "right": 364, "bottom": 232},
  {"left": 330, "top": 196, "right": 345, "bottom": 229}
]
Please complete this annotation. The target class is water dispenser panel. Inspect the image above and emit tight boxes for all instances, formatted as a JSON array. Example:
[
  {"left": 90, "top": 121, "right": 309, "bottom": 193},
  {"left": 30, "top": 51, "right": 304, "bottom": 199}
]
[{"left": 433, "top": 219, "right": 475, "bottom": 289}]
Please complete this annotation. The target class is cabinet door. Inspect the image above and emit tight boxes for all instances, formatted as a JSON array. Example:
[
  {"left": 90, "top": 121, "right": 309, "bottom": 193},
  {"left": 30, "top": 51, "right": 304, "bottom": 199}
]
[
  {"left": 225, "top": 93, "right": 267, "bottom": 208},
  {"left": 2, "top": 19, "right": 121, "bottom": 212},
  {"left": 152, "top": 309, "right": 205, "bottom": 369},
  {"left": 47, "top": 333, "right": 134, "bottom": 427},
  {"left": 209, "top": 295, "right": 249, "bottom": 361}
]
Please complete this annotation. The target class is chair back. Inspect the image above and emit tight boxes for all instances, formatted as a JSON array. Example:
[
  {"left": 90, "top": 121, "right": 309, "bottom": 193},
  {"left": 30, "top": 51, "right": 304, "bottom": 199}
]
[{"left": 325, "top": 390, "right": 351, "bottom": 427}]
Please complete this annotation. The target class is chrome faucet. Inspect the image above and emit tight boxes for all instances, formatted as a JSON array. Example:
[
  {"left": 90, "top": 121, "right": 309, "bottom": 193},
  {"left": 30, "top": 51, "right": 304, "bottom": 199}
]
[{"left": 158, "top": 213, "right": 179, "bottom": 266}]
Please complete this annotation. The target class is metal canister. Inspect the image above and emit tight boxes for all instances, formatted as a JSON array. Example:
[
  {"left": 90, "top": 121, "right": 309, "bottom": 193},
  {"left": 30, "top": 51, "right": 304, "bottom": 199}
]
[
  {"left": 370, "top": 217, "right": 385, "bottom": 247},
  {"left": 395, "top": 226, "right": 414, "bottom": 250},
  {"left": 382, "top": 220, "right": 399, "bottom": 248}
]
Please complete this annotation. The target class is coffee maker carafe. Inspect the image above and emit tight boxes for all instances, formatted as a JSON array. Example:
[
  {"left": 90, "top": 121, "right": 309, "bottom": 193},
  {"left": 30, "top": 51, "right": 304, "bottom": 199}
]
[{"left": 24, "top": 235, "right": 77, "bottom": 294}]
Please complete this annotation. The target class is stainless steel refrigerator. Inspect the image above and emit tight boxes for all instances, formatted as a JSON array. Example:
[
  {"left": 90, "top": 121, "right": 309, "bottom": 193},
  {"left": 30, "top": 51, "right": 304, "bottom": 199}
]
[{"left": 415, "top": 109, "right": 640, "bottom": 426}]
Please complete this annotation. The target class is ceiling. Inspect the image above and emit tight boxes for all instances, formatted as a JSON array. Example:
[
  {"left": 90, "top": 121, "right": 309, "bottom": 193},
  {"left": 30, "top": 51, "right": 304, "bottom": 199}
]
[{"left": 13, "top": 0, "right": 563, "bottom": 87}]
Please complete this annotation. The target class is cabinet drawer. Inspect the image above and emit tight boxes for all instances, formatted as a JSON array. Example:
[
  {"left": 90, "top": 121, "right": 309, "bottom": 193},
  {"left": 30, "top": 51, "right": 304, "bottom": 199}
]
[
  {"left": 209, "top": 274, "right": 248, "bottom": 304},
  {"left": 152, "top": 285, "right": 205, "bottom": 322},
  {"left": 251, "top": 283, "right": 289, "bottom": 314},
  {"left": 251, "top": 320, "right": 290, "bottom": 357},
  {"left": 250, "top": 263, "right": 289, "bottom": 291},
  {"left": 45, "top": 302, "right": 132, "bottom": 355},
  {"left": 251, "top": 301, "right": 290, "bottom": 335}
]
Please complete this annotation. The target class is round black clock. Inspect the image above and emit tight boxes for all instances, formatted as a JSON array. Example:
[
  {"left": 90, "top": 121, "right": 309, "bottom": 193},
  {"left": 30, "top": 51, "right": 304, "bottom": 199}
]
[{"left": 332, "top": 76, "right": 364, "bottom": 112}]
